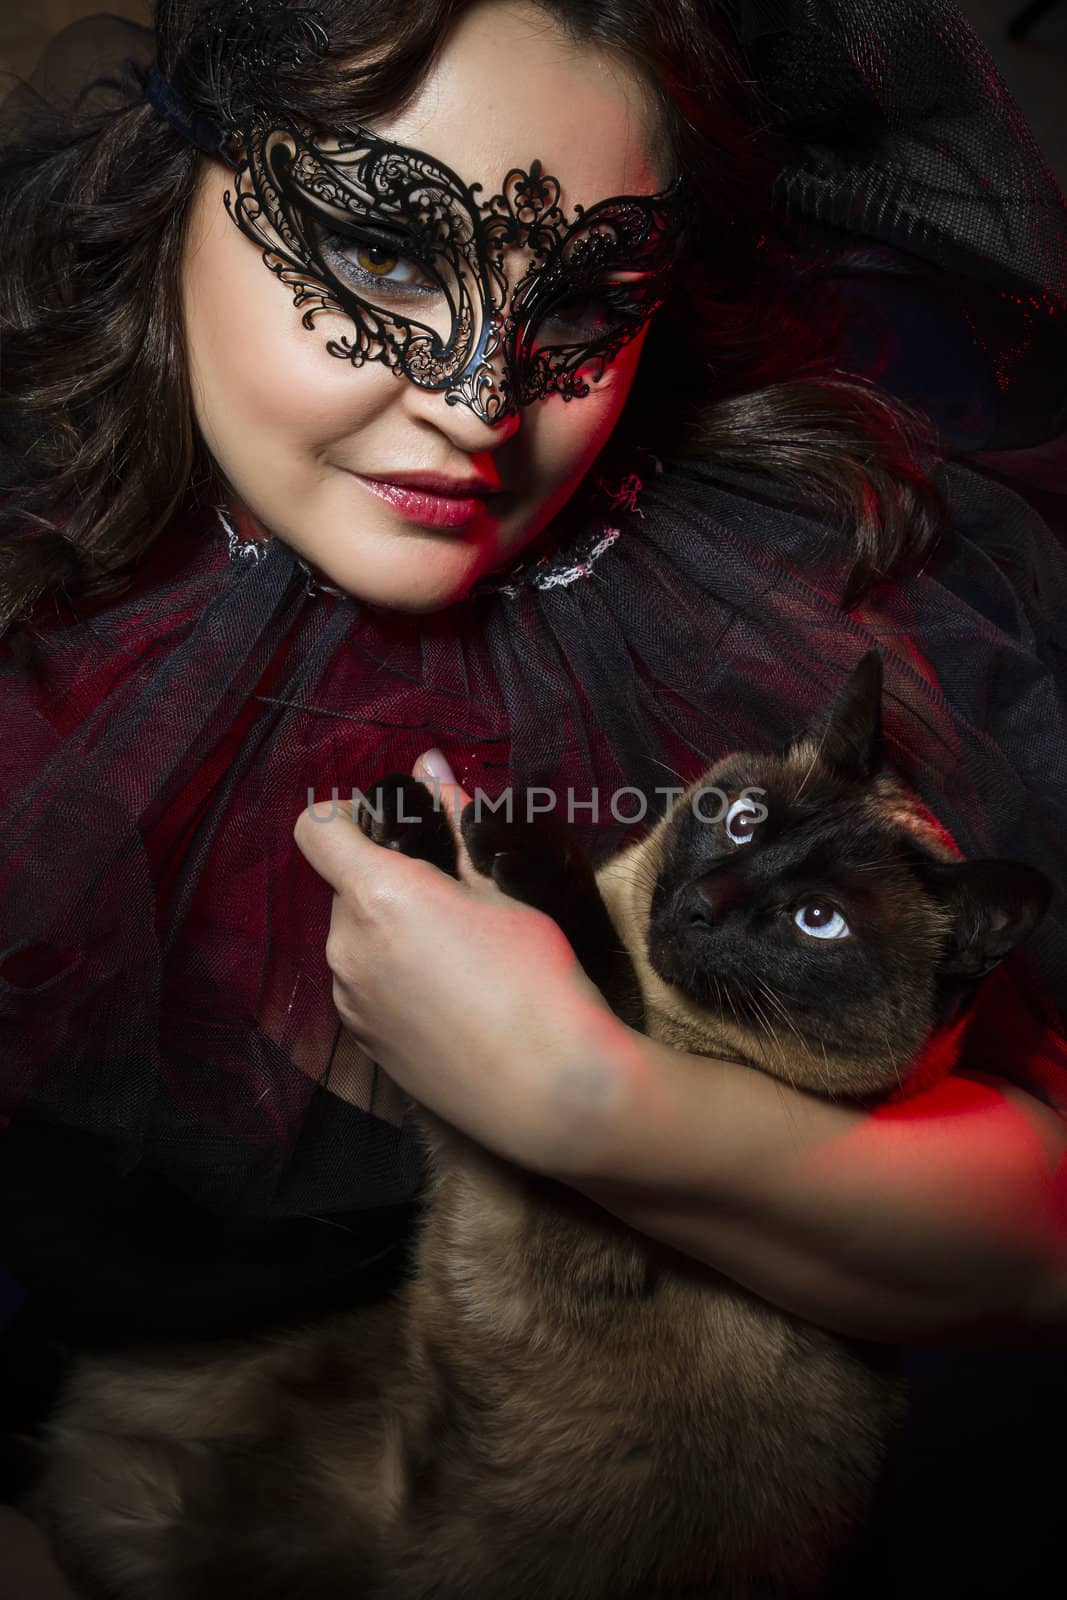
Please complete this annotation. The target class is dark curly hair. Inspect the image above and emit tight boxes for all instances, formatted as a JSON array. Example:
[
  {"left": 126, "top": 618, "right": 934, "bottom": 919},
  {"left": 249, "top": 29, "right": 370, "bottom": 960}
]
[{"left": 0, "top": 0, "right": 949, "bottom": 633}]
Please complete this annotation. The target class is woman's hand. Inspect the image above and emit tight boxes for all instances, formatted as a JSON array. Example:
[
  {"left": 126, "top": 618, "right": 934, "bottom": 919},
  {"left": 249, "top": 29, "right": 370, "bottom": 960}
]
[{"left": 292, "top": 752, "right": 629, "bottom": 1174}]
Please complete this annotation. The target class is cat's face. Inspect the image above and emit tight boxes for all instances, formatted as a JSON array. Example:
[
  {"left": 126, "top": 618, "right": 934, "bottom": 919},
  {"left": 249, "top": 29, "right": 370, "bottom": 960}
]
[{"left": 635, "top": 652, "right": 1051, "bottom": 1098}]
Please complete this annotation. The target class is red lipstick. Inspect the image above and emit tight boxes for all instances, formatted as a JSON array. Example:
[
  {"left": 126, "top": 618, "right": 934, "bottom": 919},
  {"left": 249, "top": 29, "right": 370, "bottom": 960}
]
[{"left": 347, "top": 469, "right": 503, "bottom": 529}]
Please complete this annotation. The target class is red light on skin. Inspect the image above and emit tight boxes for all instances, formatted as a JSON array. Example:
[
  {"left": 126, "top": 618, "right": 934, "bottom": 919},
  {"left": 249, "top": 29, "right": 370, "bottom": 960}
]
[
  {"left": 803, "top": 1068, "right": 1067, "bottom": 1282},
  {"left": 803, "top": 961, "right": 1067, "bottom": 1314}
]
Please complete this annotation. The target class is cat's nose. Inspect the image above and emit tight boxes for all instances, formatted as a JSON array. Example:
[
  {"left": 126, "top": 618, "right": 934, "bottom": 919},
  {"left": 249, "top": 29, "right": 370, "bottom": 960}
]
[{"left": 689, "top": 871, "right": 744, "bottom": 923}]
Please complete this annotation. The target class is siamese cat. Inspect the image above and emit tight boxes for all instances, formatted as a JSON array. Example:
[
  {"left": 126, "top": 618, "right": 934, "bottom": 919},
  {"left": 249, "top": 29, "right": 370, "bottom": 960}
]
[{"left": 28, "top": 651, "right": 1050, "bottom": 1600}]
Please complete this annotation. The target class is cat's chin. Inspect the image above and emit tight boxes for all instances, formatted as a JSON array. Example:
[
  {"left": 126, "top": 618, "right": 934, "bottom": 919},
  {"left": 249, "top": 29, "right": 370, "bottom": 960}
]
[
  {"left": 647, "top": 918, "right": 763, "bottom": 1006},
  {"left": 644, "top": 928, "right": 830, "bottom": 1045},
  {"left": 645, "top": 931, "right": 743, "bottom": 1022}
]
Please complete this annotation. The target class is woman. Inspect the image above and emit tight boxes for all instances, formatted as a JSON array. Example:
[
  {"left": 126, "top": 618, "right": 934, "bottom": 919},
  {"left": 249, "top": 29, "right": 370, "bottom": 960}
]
[{"left": 1, "top": 0, "right": 1065, "bottom": 1592}]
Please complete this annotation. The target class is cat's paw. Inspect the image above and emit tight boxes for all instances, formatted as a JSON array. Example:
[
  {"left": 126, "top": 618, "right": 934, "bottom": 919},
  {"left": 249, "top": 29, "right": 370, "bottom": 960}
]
[
  {"left": 460, "top": 806, "right": 601, "bottom": 934},
  {"left": 462, "top": 798, "right": 646, "bottom": 1029},
  {"left": 461, "top": 801, "right": 585, "bottom": 908},
  {"left": 355, "top": 774, "right": 459, "bottom": 878}
]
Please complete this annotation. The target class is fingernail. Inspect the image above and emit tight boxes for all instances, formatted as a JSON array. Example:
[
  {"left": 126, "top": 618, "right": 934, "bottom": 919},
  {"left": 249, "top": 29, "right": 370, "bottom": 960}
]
[{"left": 420, "top": 747, "right": 456, "bottom": 783}]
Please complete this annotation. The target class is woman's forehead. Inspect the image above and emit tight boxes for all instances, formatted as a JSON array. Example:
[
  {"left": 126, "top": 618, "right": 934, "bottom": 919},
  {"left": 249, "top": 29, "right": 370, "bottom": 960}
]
[{"left": 345, "top": 0, "right": 667, "bottom": 211}]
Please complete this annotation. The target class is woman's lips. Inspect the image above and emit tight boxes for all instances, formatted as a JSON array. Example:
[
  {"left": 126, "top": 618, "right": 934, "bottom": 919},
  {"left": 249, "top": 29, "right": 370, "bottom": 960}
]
[{"left": 348, "top": 472, "right": 499, "bottom": 529}]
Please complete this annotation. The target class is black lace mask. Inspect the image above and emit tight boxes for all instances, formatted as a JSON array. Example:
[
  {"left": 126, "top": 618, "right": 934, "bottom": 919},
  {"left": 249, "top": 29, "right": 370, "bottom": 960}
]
[
  {"left": 147, "top": 70, "right": 684, "bottom": 424},
  {"left": 225, "top": 121, "right": 683, "bottom": 424}
]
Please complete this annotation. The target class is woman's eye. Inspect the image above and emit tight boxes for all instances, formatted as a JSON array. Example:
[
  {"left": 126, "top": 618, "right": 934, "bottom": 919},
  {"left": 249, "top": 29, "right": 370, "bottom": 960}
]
[
  {"left": 724, "top": 797, "right": 760, "bottom": 845},
  {"left": 543, "top": 294, "right": 612, "bottom": 334},
  {"left": 321, "top": 233, "right": 438, "bottom": 295},
  {"left": 349, "top": 244, "right": 426, "bottom": 286},
  {"left": 793, "top": 902, "right": 850, "bottom": 941},
  {"left": 535, "top": 282, "right": 649, "bottom": 343}
]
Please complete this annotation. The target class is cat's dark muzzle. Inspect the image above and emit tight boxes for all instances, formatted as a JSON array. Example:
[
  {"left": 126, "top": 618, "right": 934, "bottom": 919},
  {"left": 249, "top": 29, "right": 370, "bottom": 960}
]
[{"left": 646, "top": 873, "right": 759, "bottom": 1007}]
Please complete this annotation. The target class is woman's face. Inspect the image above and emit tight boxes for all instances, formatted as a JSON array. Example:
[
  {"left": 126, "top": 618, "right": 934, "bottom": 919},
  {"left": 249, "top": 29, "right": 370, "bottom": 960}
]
[{"left": 180, "top": 0, "right": 668, "bottom": 611}]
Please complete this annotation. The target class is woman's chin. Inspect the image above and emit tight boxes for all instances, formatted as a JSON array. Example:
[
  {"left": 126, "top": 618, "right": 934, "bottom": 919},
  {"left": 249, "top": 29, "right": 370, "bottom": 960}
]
[
  {"left": 302, "top": 522, "right": 536, "bottom": 613},
  {"left": 315, "top": 551, "right": 492, "bottom": 614},
  {"left": 363, "top": 584, "right": 476, "bottom": 615}
]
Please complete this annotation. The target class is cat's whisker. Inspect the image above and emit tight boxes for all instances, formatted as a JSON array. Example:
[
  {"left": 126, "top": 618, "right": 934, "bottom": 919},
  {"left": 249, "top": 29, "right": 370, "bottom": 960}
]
[
  {"left": 753, "top": 977, "right": 805, "bottom": 1045},
  {"left": 791, "top": 728, "right": 826, "bottom": 802},
  {"left": 748, "top": 979, "right": 790, "bottom": 1043},
  {"left": 744, "top": 986, "right": 771, "bottom": 1038},
  {"left": 747, "top": 990, "right": 788, "bottom": 1068},
  {"left": 881, "top": 1027, "right": 904, "bottom": 1096},
  {"left": 758, "top": 1004, "right": 811, "bottom": 1080},
  {"left": 751, "top": 972, "right": 799, "bottom": 1024},
  {"left": 721, "top": 979, "right": 753, "bottom": 1060},
  {"left": 642, "top": 755, "right": 689, "bottom": 787},
  {"left": 753, "top": 1004, "right": 802, "bottom": 1095},
  {"left": 772, "top": 1072, "right": 805, "bottom": 1136},
  {"left": 631, "top": 863, "right": 664, "bottom": 897}
]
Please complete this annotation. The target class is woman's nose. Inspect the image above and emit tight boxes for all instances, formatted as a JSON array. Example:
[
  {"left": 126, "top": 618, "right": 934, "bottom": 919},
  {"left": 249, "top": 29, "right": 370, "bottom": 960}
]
[
  {"left": 440, "top": 316, "right": 523, "bottom": 432},
  {"left": 442, "top": 367, "right": 520, "bottom": 430},
  {"left": 416, "top": 358, "right": 523, "bottom": 448}
]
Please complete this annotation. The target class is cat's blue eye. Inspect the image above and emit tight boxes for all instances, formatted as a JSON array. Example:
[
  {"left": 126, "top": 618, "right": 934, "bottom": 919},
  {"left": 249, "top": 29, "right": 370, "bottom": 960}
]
[
  {"left": 793, "top": 902, "right": 850, "bottom": 941},
  {"left": 725, "top": 798, "right": 760, "bottom": 845}
]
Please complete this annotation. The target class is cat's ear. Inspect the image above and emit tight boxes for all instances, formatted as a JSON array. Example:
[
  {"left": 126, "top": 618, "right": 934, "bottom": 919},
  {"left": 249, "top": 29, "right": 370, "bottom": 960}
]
[
  {"left": 920, "top": 858, "right": 1053, "bottom": 981},
  {"left": 785, "top": 650, "right": 884, "bottom": 782}
]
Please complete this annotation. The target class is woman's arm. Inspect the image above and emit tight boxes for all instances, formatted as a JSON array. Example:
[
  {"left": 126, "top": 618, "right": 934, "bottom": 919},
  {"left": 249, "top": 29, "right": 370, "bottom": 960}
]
[
  {"left": 294, "top": 760, "right": 1067, "bottom": 1348},
  {"left": 561, "top": 1020, "right": 1067, "bottom": 1347}
]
